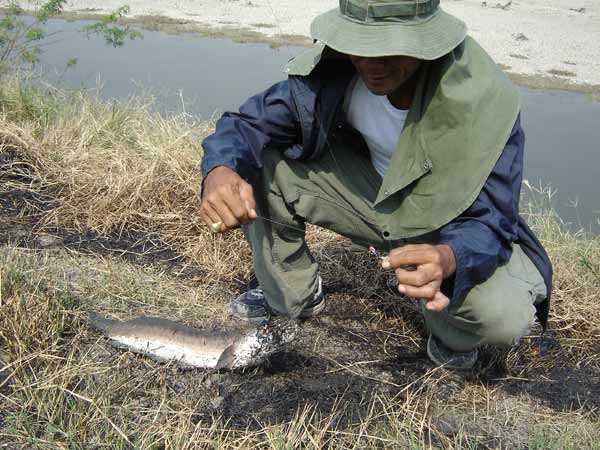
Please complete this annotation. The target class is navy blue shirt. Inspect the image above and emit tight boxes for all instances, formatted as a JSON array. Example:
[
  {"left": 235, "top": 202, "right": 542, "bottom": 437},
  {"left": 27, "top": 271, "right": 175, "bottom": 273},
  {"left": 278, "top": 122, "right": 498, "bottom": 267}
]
[{"left": 201, "top": 66, "right": 552, "bottom": 326}]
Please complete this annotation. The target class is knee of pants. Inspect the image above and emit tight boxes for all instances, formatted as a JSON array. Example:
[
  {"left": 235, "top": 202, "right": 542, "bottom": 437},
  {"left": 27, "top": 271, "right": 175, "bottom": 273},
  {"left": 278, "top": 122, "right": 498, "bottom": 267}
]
[
  {"left": 480, "top": 313, "right": 534, "bottom": 347},
  {"left": 437, "top": 245, "right": 546, "bottom": 349},
  {"left": 258, "top": 148, "right": 303, "bottom": 200},
  {"left": 457, "top": 289, "right": 537, "bottom": 348}
]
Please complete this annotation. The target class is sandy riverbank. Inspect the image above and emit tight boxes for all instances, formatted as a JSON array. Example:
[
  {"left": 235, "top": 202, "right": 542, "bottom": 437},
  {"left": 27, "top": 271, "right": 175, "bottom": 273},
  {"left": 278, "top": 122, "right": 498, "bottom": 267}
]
[{"left": 6, "top": 0, "right": 600, "bottom": 92}]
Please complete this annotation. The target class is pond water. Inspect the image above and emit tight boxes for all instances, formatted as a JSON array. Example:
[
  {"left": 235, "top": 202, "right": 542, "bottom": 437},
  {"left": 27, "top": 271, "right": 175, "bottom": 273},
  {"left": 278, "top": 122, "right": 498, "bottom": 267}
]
[{"left": 34, "top": 18, "right": 600, "bottom": 233}]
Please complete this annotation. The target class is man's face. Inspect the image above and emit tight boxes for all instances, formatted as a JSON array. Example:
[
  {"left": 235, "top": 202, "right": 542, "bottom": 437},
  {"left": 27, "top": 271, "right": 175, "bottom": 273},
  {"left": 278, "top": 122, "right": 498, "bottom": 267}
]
[{"left": 349, "top": 55, "right": 422, "bottom": 96}]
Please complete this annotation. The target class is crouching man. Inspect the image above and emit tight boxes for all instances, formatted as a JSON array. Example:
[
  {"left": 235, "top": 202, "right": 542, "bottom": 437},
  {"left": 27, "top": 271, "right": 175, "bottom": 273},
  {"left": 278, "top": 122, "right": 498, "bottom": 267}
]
[{"left": 199, "top": 0, "right": 552, "bottom": 370}]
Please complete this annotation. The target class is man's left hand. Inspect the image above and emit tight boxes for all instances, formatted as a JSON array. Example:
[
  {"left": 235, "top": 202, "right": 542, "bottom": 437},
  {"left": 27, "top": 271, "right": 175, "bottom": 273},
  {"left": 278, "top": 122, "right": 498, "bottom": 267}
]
[{"left": 381, "top": 244, "right": 456, "bottom": 312}]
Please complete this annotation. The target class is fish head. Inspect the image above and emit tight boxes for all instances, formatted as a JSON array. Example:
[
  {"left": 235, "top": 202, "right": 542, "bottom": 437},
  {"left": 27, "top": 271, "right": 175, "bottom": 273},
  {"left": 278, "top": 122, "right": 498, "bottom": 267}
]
[
  {"left": 217, "top": 318, "right": 300, "bottom": 370},
  {"left": 256, "top": 317, "right": 300, "bottom": 347}
]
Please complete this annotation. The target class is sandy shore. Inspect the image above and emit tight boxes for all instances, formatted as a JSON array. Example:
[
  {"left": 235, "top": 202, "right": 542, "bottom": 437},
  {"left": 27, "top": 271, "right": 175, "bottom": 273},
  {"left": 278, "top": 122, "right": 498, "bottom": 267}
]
[{"left": 8, "top": 0, "right": 600, "bottom": 90}]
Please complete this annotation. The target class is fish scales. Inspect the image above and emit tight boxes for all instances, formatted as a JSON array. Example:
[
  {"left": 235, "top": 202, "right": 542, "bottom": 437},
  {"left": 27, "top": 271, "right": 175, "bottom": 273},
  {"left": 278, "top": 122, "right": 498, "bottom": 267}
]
[
  {"left": 106, "top": 317, "right": 241, "bottom": 353},
  {"left": 89, "top": 313, "right": 299, "bottom": 370}
]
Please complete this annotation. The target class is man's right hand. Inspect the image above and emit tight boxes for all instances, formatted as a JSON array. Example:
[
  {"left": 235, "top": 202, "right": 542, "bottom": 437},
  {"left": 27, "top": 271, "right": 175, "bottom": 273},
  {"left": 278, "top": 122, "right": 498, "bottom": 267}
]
[{"left": 200, "top": 166, "right": 257, "bottom": 233}]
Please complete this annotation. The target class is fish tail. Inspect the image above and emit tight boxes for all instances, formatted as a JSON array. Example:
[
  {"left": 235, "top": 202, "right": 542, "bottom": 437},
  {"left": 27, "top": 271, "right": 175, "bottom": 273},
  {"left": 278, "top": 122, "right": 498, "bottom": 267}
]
[{"left": 88, "top": 312, "right": 116, "bottom": 334}]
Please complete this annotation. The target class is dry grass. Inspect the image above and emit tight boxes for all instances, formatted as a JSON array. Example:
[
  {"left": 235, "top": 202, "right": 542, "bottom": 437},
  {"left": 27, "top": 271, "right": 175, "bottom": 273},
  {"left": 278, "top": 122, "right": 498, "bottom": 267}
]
[
  {"left": 519, "top": 184, "right": 600, "bottom": 370},
  {"left": 0, "top": 74, "right": 253, "bottom": 284},
  {"left": 0, "top": 74, "right": 599, "bottom": 449}
]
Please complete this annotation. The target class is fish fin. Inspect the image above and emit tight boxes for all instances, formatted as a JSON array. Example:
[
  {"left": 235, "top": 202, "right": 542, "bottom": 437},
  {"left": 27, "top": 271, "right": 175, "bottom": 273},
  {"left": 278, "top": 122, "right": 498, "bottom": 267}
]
[
  {"left": 215, "top": 344, "right": 236, "bottom": 370},
  {"left": 88, "top": 312, "right": 115, "bottom": 335}
]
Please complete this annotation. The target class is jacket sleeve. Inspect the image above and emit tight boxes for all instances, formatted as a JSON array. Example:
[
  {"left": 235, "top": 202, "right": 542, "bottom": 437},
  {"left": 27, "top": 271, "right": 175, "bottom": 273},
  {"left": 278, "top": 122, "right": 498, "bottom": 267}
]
[
  {"left": 201, "top": 80, "right": 301, "bottom": 180},
  {"left": 438, "top": 115, "right": 524, "bottom": 304}
]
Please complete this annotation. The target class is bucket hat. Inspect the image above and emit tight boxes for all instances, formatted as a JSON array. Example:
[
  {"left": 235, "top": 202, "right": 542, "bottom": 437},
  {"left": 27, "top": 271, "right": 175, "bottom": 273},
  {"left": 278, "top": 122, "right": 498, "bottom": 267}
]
[{"left": 310, "top": 0, "right": 467, "bottom": 60}]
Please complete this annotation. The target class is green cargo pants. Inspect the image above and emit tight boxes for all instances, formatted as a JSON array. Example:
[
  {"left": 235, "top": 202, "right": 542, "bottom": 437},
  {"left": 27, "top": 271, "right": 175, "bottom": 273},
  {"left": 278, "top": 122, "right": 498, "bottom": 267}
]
[{"left": 245, "top": 142, "right": 547, "bottom": 352}]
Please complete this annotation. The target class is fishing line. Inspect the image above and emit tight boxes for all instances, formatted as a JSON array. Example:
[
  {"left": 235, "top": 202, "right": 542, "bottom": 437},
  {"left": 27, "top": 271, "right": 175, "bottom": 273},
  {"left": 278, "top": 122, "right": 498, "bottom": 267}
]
[
  {"left": 241, "top": 0, "right": 321, "bottom": 302},
  {"left": 253, "top": 1, "right": 442, "bottom": 308},
  {"left": 250, "top": 1, "right": 392, "bottom": 288},
  {"left": 254, "top": 214, "right": 306, "bottom": 233}
]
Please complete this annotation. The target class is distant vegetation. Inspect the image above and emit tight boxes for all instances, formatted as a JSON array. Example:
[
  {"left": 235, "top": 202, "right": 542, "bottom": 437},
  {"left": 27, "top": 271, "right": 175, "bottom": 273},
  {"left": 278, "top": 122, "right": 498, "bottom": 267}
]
[{"left": 0, "top": 0, "right": 141, "bottom": 72}]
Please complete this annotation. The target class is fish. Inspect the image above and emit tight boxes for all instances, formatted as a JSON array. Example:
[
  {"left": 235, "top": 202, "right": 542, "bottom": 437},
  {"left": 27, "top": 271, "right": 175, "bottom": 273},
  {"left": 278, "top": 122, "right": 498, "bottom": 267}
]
[{"left": 89, "top": 313, "right": 299, "bottom": 370}]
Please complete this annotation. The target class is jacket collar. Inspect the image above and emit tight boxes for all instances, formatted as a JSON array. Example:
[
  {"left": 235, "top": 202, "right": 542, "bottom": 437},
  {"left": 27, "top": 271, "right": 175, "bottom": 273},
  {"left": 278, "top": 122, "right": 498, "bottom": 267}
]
[
  {"left": 284, "top": 38, "right": 520, "bottom": 237},
  {"left": 286, "top": 44, "right": 431, "bottom": 206}
]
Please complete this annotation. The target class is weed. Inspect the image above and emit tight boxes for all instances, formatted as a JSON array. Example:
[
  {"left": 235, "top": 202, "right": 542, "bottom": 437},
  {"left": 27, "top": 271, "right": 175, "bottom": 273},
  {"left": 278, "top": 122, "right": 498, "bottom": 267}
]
[
  {"left": 0, "top": 1, "right": 141, "bottom": 72},
  {"left": 0, "top": 76, "right": 598, "bottom": 449}
]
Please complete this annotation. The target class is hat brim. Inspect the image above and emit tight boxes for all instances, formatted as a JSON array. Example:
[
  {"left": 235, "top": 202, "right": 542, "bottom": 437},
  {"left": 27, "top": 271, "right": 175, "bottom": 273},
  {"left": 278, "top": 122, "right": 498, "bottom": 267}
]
[{"left": 310, "top": 8, "right": 467, "bottom": 60}]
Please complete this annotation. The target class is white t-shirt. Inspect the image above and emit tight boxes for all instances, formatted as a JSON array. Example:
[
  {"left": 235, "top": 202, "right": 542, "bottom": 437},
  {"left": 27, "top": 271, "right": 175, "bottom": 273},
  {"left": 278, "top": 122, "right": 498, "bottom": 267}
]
[{"left": 344, "top": 76, "right": 408, "bottom": 178}]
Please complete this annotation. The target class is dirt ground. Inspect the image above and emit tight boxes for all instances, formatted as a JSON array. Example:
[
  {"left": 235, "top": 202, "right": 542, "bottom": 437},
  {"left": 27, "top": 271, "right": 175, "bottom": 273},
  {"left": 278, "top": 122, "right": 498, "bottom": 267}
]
[
  {"left": 1, "top": 197, "right": 599, "bottom": 448},
  {"left": 0, "top": 75, "right": 598, "bottom": 447}
]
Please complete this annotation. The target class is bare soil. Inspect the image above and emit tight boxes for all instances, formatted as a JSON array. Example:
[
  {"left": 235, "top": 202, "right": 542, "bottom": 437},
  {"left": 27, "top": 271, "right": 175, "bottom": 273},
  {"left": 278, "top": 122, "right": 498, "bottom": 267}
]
[
  {"left": 1, "top": 193, "right": 598, "bottom": 448},
  {"left": 1, "top": 78, "right": 598, "bottom": 448}
]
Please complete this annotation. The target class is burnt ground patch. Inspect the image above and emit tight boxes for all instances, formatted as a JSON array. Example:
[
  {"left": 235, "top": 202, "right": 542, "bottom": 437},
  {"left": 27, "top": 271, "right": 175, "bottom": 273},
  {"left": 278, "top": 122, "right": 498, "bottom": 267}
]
[
  {"left": 212, "top": 292, "right": 600, "bottom": 432},
  {"left": 1, "top": 176, "right": 598, "bottom": 447},
  {"left": 1, "top": 238, "right": 598, "bottom": 448},
  {"left": 502, "top": 366, "right": 600, "bottom": 412},
  {"left": 210, "top": 294, "right": 437, "bottom": 429},
  {"left": 0, "top": 190, "right": 207, "bottom": 280}
]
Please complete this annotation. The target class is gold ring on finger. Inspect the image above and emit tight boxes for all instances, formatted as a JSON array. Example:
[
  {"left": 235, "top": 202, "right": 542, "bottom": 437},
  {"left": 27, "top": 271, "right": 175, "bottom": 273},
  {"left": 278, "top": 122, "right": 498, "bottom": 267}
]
[{"left": 210, "top": 221, "right": 222, "bottom": 233}]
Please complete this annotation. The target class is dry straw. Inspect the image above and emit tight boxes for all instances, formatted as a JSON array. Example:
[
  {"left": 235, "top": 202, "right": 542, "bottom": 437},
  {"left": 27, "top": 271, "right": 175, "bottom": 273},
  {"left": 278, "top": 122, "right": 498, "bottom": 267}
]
[
  {"left": 0, "top": 75, "right": 253, "bottom": 283},
  {"left": 1, "top": 74, "right": 599, "bottom": 448}
]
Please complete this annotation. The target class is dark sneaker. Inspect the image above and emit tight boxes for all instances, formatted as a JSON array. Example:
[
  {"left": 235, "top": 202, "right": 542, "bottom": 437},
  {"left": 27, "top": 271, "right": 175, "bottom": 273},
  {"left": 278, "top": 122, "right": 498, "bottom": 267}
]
[
  {"left": 229, "top": 277, "right": 325, "bottom": 323},
  {"left": 427, "top": 335, "right": 478, "bottom": 371}
]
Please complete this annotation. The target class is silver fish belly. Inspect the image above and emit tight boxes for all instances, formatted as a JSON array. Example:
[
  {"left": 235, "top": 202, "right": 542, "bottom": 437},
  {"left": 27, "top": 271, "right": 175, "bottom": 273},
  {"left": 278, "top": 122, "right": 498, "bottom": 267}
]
[{"left": 89, "top": 313, "right": 299, "bottom": 370}]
